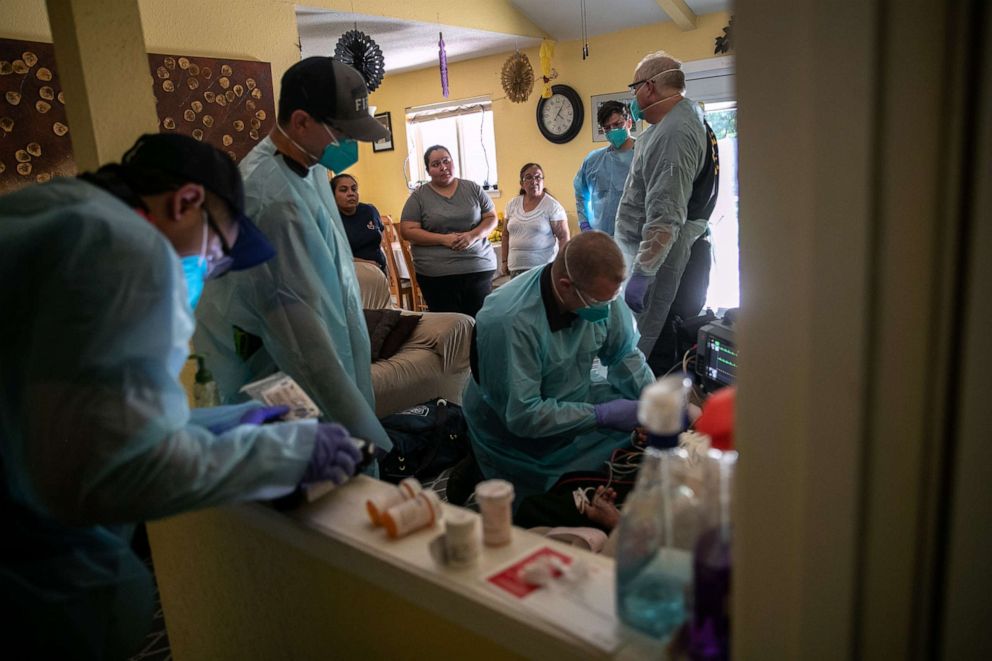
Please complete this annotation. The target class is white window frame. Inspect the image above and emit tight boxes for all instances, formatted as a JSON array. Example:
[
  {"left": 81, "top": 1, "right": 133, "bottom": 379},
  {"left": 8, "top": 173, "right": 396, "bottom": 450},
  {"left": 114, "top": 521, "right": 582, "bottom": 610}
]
[{"left": 404, "top": 96, "right": 499, "bottom": 195}]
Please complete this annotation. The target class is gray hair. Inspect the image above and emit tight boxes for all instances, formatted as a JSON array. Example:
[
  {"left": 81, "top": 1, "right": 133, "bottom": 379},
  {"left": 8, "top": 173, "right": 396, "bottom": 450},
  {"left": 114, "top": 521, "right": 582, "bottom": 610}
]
[{"left": 634, "top": 50, "right": 686, "bottom": 92}]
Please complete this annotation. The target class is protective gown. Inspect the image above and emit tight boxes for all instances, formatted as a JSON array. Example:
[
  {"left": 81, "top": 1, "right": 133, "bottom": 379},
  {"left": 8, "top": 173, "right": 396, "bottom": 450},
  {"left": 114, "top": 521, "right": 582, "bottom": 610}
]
[
  {"left": 463, "top": 267, "right": 654, "bottom": 507},
  {"left": 194, "top": 137, "right": 391, "bottom": 452},
  {"left": 614, "top": 98, "right": 710, "bottom": 356},
  {"left": 573, "top": 144, "right": 635, "bottom": 236},
  {"left": 0, "top": 178, "right": 319, "bottom": 659}
]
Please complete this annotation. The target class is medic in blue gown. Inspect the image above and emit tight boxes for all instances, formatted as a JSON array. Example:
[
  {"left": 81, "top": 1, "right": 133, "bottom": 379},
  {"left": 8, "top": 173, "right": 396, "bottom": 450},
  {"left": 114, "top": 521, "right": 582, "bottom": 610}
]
[
  {"left": 463, "top": 231, "right": 655, "bottom": 508},
  {"left": 194, "top": 57, "right": 394, "bottom": 455},
  {"left": 0, "top": 134, "right": 362, "bottom": 659},
  {"left": 573, "top": 100, "right": 637, "bottom": 236}
]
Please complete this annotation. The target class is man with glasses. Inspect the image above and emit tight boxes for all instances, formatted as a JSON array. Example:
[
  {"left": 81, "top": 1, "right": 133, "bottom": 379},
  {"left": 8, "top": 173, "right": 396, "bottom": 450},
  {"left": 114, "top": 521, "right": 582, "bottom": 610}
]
[
  {"left": 615, "top": 51, "right": 720, "bottom": 374},
  {"left": 573, "top": 100, "right": 636, "bottom": 236},
  {"left": 194, "top": 57, "right": 394, "bottom": 457},
  {"left": 0, "top": 133, "right": 365, "bottom": 658},
  {"left": 461, "top": 231, "right": 654, "bottom": 511}
]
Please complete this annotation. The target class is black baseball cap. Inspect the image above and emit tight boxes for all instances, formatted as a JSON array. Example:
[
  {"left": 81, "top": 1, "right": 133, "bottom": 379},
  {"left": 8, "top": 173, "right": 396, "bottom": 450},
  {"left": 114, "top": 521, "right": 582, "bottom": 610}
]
[
  {"left": 279, "top": 57, "right": 389, "bottom": 142},
  {"left": 121, "top": 133, "right": 275, "bottom": 271}
]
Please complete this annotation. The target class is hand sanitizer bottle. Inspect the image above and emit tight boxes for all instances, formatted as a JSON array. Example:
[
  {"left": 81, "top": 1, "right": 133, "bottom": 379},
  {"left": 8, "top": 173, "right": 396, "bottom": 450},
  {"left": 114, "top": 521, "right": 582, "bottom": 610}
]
[{"left": 191, "top": 354, "right": 220, "bottom": 408}]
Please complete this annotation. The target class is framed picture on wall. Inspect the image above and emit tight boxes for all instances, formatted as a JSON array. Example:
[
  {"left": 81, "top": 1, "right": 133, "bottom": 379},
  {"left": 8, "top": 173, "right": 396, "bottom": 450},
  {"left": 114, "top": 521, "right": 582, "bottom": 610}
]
[
  {"left": 589, "top": 92, "right": 646, "bottom": 142},
  {"left": 372, "top": 112, "right": 394, "bottom": 152}
]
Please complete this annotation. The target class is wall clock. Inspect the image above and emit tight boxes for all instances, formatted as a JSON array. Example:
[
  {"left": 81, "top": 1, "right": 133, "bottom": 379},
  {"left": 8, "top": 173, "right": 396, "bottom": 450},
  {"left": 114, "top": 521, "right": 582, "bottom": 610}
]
[{"left": 536, "top": 84, "right": 584, "bottom": 144}]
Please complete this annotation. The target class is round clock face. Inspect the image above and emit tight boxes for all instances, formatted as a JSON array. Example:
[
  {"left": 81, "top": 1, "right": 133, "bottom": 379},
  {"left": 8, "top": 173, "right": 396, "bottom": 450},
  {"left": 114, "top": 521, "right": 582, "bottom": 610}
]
[{"left": 536, "top": 84, "right": 584, "bottom": 144}]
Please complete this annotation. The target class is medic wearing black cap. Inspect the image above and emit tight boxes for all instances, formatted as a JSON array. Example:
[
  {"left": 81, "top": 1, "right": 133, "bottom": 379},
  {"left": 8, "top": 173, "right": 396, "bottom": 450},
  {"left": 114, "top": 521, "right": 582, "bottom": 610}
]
[
  {"left": 0, "top": 132, "right": 363, "bottom": 658},
  {"left": 194, "top": 57, "right": 395, "bottom": 456}
]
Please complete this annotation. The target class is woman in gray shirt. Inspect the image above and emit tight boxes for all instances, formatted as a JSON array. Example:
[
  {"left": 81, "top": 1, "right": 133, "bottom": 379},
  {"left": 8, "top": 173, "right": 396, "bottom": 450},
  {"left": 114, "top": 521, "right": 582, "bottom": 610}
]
[{"left": 400, "top": 145, "right": 498, "bottom": 317}]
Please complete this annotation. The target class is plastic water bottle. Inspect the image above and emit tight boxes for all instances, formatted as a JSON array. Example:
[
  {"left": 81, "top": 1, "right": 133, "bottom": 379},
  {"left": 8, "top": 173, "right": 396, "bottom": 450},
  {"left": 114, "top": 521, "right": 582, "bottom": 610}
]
[{"left": 615, "top": 447, "right": 701, "bottom": 640}]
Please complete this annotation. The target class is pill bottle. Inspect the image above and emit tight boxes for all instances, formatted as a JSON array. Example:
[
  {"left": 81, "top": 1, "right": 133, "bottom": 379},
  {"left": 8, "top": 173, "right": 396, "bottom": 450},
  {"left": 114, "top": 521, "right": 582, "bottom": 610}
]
[
  {"left": 382, "top": 490, "right": 442, "bottom": 539},
  {"left": 476, "top": 479, "right": 514, "bottom": 546},
  {"left": 366, "top": 477, "right": 422, "bottom": 525},
  {"left": 444, "top": 510, "right": 480, "bottom": 568}
]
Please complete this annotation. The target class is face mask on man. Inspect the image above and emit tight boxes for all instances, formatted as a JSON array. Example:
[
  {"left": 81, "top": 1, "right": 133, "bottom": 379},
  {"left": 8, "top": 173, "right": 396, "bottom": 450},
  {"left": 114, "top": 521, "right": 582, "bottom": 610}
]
[
  {"left": 277, "top": 121, "right": 359, "bottom": 173},
  {"left": 180, "top": 216, "right": 209, "bottom": 309},
  {"left": 606, "top": 127, "right": 629, "bottom": 149},
  {"left": 630, "top": 92, "right": 683, "bottom": 122},
  {"left": 317, "top": 123, "right": 359, "bottom": 173}
]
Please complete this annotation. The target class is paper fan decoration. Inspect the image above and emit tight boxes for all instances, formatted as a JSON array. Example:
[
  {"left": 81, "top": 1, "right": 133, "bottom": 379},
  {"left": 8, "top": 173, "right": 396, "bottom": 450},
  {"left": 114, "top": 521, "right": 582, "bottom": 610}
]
[
  {"left": 501, "top": 51, "right": 534, "bottom": 103},
  {"left": 334, "top": 29, "right": 386, "bottom": 92}
]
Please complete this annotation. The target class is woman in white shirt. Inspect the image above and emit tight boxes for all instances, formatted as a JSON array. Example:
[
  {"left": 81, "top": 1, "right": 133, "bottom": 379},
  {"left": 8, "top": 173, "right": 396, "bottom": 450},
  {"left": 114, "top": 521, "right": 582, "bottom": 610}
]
[{"left": 500, "top": 162, "right": 570, "bottom": 278}]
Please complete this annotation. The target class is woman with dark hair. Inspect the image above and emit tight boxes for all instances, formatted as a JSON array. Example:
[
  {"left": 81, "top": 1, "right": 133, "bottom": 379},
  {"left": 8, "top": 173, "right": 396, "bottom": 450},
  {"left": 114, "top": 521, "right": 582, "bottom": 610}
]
[
  {"left": 500, "top": 162, "right": 569, "bottom": 278},
  {"left": 331, "top": 173, "right": 386, "bottom": 273},
  {"left": 399, "top": 145, "right": 498, "bottom": 317}
]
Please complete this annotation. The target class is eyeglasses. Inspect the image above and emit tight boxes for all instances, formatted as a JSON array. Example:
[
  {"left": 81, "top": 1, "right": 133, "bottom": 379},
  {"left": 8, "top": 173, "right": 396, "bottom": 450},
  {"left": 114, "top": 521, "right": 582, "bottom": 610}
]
[
  {"left": 429, "top": 157, "right": 452, "bottom": 169},
  {"left": 204, "top": 209, "right": 235, "bottom": 278},
  {"left": 627, "top": 79, "right": 651, "bottom": 93},
  {"left": 204, "top": 209, "right": 232, "bottom": 256},
  {"left": 573, "top": 282, "right": 620, "bottom": 308},
  {"left": 522, "top": 173, "right": 544, "bottom": 182}
]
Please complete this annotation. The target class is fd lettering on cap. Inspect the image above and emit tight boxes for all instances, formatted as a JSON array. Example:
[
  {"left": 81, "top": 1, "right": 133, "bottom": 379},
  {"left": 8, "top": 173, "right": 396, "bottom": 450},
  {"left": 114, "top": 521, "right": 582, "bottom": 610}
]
[{"left": 354, "top": 95, "right": 368, "bottom": 112}]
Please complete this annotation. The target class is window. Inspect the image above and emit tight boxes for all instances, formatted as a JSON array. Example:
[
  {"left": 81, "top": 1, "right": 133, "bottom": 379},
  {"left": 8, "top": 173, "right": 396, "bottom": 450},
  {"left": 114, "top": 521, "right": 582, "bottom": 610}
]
[
  {"left": 684, "top": 55, "right": 739, "bottom": 313},
  {"left": 405, "top": 97, "right": 499, "bottom": 192},
  {"left": 702, "top": 101, "right": 739, "bottom": 312}
]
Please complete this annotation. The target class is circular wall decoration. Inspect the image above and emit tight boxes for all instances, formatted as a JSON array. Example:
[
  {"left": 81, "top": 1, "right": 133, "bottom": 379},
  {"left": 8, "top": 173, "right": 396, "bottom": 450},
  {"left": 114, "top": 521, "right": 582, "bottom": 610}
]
[
  {"left": 501, "top": 51, "right": 534, "bottom": 103},
  {"left": 536, "top": 84, "right": 584, "bottom": 144},
  {"left": 334, "top": 30, "right": 386, "bottom": 92}
]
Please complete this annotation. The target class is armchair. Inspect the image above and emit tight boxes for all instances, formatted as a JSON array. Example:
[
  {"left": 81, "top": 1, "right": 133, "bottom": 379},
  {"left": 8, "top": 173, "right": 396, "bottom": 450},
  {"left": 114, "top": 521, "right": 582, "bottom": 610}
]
[{"left": 354, "top": 261, "right": 474, "bottom": 417}]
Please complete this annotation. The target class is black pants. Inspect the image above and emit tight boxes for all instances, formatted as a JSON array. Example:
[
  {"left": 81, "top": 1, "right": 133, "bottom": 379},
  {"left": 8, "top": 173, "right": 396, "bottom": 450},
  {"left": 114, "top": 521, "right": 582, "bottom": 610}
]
[
  {"left": 416, "top": 270, "right": 495, "bottom": 318},
  {"left": 647, "top": 235, "right": 712, "bottom": 375}
]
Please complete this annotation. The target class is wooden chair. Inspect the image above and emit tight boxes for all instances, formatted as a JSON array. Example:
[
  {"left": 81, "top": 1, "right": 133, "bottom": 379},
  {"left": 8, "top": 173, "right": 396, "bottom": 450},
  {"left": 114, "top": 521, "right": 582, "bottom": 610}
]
[{"left": 382, "top": 215, "right": 428, "bottom": 312}]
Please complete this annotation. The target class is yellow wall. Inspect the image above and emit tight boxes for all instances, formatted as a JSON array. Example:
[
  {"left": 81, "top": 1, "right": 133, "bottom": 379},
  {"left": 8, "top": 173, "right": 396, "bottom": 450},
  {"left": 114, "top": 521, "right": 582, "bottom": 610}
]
[
  {"left": 4, "top": 0, "right": 728, "bottom": 232},
  {"left": 352, "top": 12, "right": 731, "bottom": 231}
]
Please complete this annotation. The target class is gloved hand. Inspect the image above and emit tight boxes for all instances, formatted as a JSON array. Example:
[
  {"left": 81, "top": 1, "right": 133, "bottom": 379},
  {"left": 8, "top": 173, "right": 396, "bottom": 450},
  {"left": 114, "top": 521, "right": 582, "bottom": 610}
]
[
  {"left": 624, "top": 273, "right": 653, "bottom": 313},
  {"left": 300, "top": 423, "right": 362, "bottom": 486},
  {"left": 238, "top": 405, "right": 290, "bottom": 426},
  {"left": 594, "top": 399, "right": 640, "bottom": 432},
  {"left": 579, "top": 220, "right": 592, "bottom": 232}
]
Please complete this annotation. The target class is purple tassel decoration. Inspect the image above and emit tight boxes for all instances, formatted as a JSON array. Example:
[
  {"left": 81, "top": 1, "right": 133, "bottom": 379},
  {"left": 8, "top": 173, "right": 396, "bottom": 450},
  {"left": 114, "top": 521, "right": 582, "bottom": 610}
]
[{"left": 439, "top": 32, "right": 449, "bottom": 98}]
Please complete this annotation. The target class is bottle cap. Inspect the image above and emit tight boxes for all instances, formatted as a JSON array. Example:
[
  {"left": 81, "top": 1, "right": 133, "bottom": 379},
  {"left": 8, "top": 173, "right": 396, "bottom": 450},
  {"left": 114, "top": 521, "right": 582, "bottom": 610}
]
[
  {"left": 475, "top": 479, "right": 513, "bottom": 502},
  {"left": 191, "top": 354, "right": 214, "bottom": 384}
]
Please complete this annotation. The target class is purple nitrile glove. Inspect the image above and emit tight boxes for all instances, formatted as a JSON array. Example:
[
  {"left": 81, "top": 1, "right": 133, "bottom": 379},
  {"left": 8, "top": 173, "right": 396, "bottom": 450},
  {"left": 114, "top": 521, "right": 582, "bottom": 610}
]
[
  {"left": 624, "top": 273, "right": 652, "bottom": 313},
  {"left": 594, "top": 399, "right": 640, "bottom": 432},
  {"left": 238, "top": 405, "right": 291, "bottom": 426},
  {"left": 579, "top": 220, "right": 592, "bottom": 232},
  {"left": 300, "top": 423, "right": 363, "bottom": 486}
]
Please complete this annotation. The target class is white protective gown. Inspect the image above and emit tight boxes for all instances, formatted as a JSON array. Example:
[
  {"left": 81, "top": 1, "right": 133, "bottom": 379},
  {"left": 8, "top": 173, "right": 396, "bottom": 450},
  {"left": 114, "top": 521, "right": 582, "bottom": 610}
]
[
  {"left": 194, "top": 137, "right": 392, "bottom": 452},
  {"left": 614, "top": 98, "right": 710, "bottom": 356}
]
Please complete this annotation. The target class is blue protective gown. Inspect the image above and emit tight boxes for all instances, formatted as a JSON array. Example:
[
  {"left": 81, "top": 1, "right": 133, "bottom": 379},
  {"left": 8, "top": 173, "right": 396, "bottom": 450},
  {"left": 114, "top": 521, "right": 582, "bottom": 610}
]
[
  {"left": 614, "top": 98, "right": 710, "bottom": 356},
  {"left": 194, "top": 137, "right": 391, "bottom": 452},
  {"left": 573, "top": 144, "right": 636, "bottom": 236},
  {"left": 463, "top": 266, "right": 654, "bottom": 507},
  {"left": 0, "top": 178, "right": 320, "bottom": 659}
]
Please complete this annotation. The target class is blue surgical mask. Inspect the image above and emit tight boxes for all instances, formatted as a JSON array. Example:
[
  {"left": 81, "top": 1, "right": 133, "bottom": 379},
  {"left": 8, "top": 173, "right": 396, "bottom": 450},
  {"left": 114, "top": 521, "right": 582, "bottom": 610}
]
[
  {"left": 276, "top": 121, "right": 359, "bottom": 173},
  {"left": 605, "top": 127, "right": 629, "bottom": 149},
  {"left": 180, "top": 217, "right": 209, "bottom": 309},
  {"left": 630, "top": 90, "right": 682, "bottom": 122},
  {"left": 318, "top": 123, "right": 359, "bottom": 173},
  {"left": 575, "top": 299, "right": 611, "bottom": 323}
]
